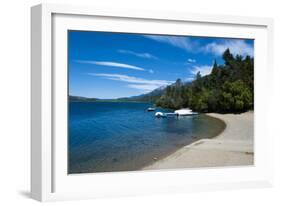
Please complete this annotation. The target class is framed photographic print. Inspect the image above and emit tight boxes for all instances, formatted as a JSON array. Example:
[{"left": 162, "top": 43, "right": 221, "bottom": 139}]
[{"left": 31, "top": 3, "right": 274, "bottom": 201}]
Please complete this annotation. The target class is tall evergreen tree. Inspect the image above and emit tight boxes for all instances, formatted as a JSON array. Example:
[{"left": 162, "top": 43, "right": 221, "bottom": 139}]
[
  {"left": 211, "top": 59, "right": 218, "bottom": 74},
  {"left": 222, "top": 48, "right": 234, "bottom": 65}
]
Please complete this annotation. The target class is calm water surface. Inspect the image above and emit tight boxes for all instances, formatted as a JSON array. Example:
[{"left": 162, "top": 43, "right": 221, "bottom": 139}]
[{"left": 68, "top": 102, "right": 225, "bottom": 173}]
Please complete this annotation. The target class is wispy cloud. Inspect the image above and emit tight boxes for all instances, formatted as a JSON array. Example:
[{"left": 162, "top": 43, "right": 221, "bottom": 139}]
[
  {"left": 187, "top": 58, "right": 196, "bottom": 63},
  {"left": 127, "top": 84, "right": 160, "bottom": 92},
  {"left": 145, "top": 35, "right": 253, "bottom": 58},
  {"left": 89, "top": 73, "right": 173, "bottom": 85},
  {"left": 204, "top": 39, "right": 254, "bottom": 57},
  {"left": 118, "top": 49, "right": 157, "bottom": 59},
  {"left": 76, "top": 60, "right": 145, "bottom": 71},
  {"left": 144, "top": 35, "right": 198, "bottom": 52},
  {"left": 191, "top": 65, "right": 213, "bottom": 77},
  {"left": 88, "top": 73, "right": 173, "bottom": 92}
]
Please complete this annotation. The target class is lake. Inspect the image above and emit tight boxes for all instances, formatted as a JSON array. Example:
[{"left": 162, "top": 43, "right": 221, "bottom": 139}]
[{"left": 68, "top": 102, "right": 225, "bottom": 174}]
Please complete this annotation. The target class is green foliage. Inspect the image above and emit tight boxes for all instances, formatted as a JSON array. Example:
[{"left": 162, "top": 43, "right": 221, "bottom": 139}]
[
  {"left": 219, "top": 80, "right": 252, "bottom": 112},
  {"left": 155, "top": 49, "right": 254, "bottom": 113}
]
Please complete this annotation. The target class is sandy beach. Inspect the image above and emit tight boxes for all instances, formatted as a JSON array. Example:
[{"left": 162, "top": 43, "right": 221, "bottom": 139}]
[{"left": 143, "top": 112, "right": 254, "bottom": 170}]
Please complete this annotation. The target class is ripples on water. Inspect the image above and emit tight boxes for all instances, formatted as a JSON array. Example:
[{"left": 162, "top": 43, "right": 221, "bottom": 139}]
[{"left": 68, "top": 102, "right": 225, "bottom": 174}]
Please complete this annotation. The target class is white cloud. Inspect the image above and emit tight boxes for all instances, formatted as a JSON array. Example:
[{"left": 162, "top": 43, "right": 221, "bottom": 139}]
[
  {"left": 144, "top": 35, "right": 197, "bottom": 52},
  {"left": 204, "top": 40, "right": 254, "bottom": 57},
  {"left": 187, "top": 58, "right": 196, "bottom": 63},
  {"left": 191, "top": 65, "right": 213, "bottom": 77},
  {"left": 118, "top": 50, "right": 157, "bottom": 59},
  {"left": 88, "top": 73, "right": 174, "bottom": 92},
  {"left": 76, "top": 60, "right": 145, "bottom": 71}
]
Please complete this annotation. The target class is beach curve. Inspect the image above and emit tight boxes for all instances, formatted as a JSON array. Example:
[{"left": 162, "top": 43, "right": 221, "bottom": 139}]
[{"left": 143, "top": 111, "right": 254, "bottom": 170}]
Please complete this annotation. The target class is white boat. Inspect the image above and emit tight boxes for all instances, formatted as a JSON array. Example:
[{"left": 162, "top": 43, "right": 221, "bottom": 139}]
[
  {"left": 155, "top": 108, "right": 198, "bottom": 118},
  {"left": 147, "top": 107, "right": 156, "bottom": 111},
  {"left": 155, "top": 112, "right": 165, "bottom": 117},
  {"left": 175, "top": 108, "right": 197, "bottom": 116}
]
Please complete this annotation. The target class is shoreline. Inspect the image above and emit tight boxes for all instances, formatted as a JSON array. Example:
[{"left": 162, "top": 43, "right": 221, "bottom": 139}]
[{"left": 143, "top": 111, "right": 254, "bottom": 170}]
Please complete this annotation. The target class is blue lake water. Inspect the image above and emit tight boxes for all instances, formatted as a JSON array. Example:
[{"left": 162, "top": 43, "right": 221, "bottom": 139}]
[{"left": 68, "top": 102, "right": 225, "bottom": 174}]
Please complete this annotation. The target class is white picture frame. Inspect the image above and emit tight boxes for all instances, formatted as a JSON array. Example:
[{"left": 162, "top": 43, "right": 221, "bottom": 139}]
[{"left": 31, "top": 3, "right": 274, "bottom": 202}]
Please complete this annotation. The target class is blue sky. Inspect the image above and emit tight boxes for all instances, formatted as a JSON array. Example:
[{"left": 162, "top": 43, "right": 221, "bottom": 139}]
[{"left": 68, "top": 31, "right": 254, "bottom": 99}]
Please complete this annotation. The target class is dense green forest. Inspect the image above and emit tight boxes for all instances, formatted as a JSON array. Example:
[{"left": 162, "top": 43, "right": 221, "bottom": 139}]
[{"left": 155, "top": 49, "right": 254, "bottom": 113}]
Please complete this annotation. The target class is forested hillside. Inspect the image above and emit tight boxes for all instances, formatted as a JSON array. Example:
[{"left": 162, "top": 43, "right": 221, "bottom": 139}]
[{"left": 155, "top": 49, "right": 254, "bottom": 113}]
